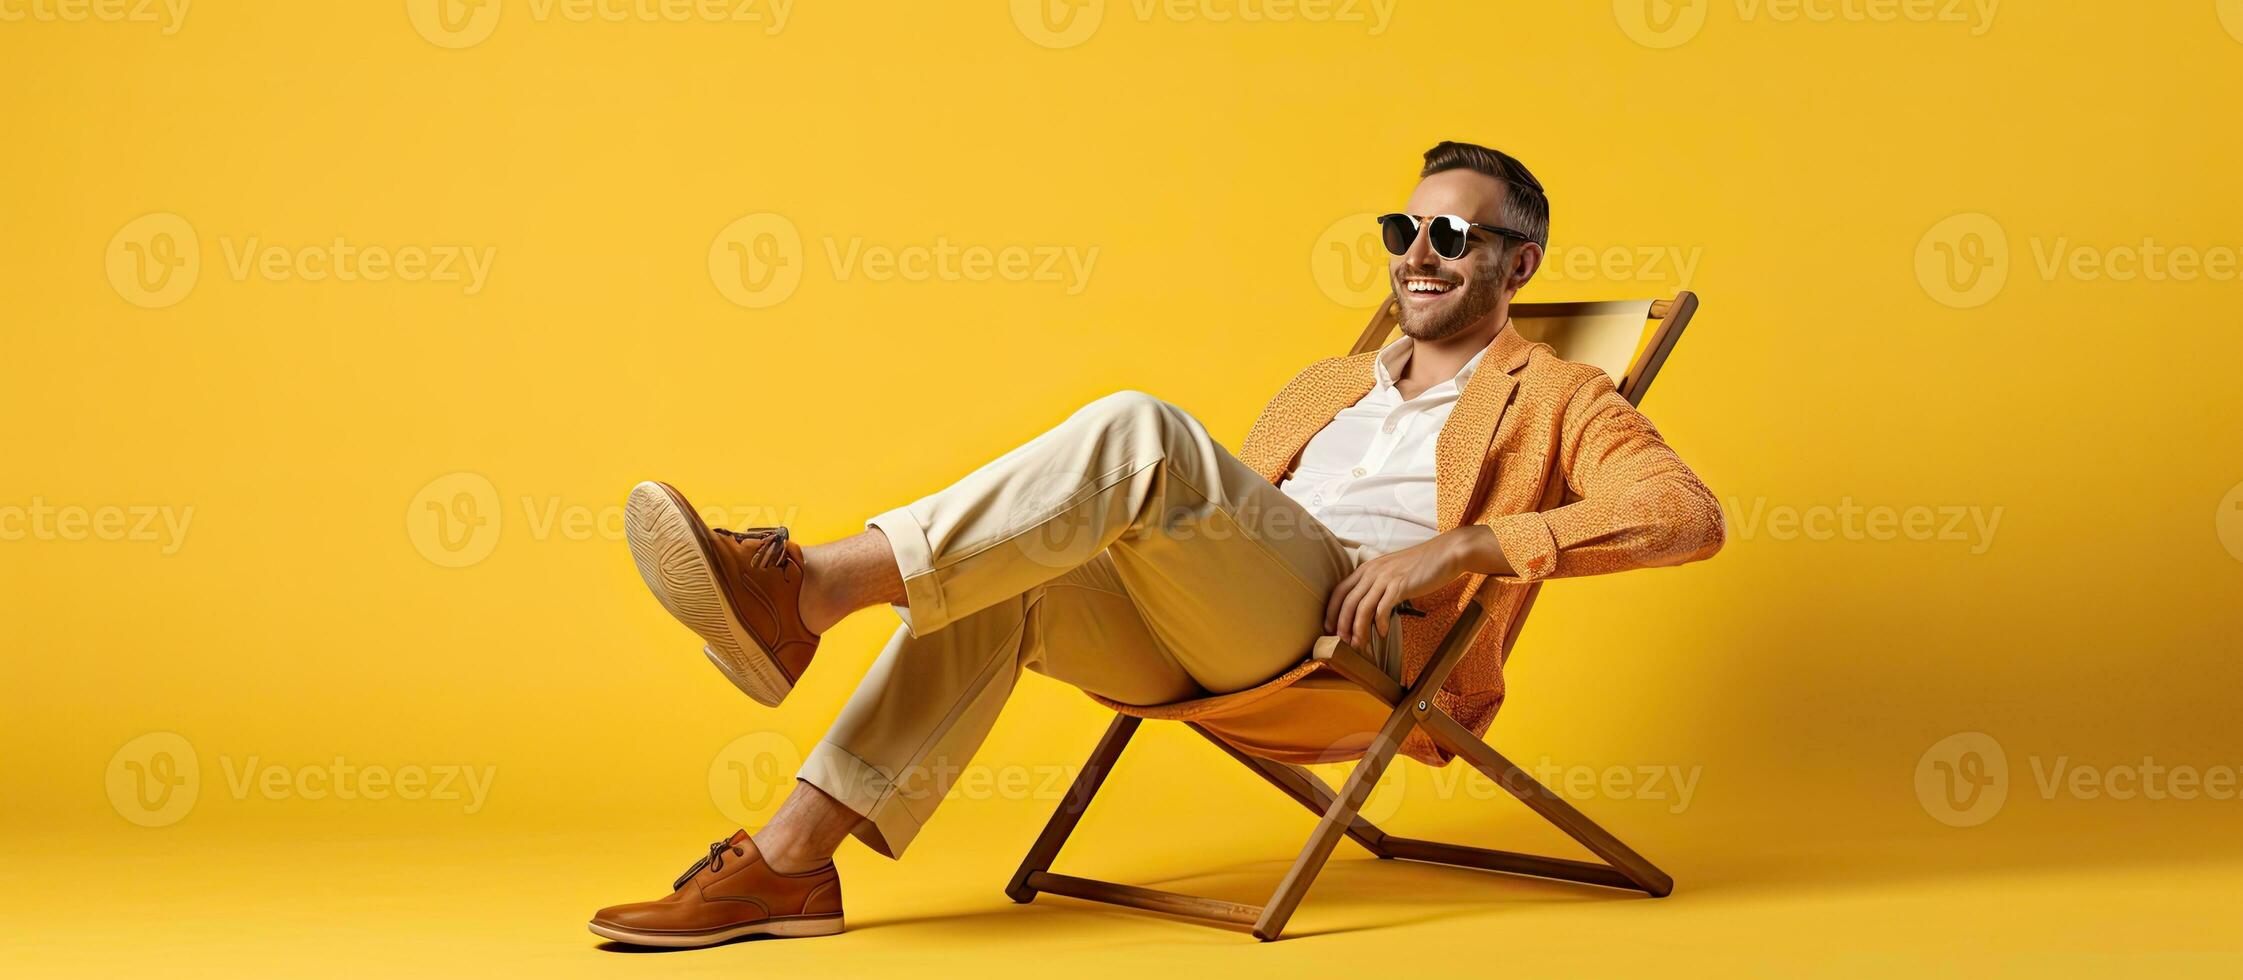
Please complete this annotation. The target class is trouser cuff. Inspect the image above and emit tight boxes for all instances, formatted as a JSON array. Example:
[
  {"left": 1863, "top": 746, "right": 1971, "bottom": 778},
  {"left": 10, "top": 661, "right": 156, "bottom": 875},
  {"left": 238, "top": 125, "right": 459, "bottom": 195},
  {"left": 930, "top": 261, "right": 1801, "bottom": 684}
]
[
  {"left": 797, "top": 739, "right": 927, "bottom": 859},
  {"left": 866, "top": 506, "right": 949, "bottom": 635}
]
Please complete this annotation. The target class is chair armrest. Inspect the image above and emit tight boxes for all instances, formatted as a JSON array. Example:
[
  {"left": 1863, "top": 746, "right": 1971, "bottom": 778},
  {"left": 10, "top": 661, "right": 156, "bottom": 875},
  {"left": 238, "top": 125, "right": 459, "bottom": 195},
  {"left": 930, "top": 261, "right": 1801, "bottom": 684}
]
[{"left": 1310, "top": 635, "right": 1403, "bottom": 706}]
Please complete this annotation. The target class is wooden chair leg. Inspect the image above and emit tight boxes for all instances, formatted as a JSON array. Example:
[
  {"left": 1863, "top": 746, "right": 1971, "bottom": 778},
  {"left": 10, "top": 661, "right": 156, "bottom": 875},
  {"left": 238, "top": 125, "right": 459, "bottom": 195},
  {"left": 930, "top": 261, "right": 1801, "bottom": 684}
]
[
  {"left": 1187, "top": 723, "right": 1392, "bottom": 858},
  {"left": 1415, "top": 703, "right": 1673, "bottom": 897},
  {"left": 1250, "top": 700, "right": 1421, "bottom": 941},
  {"left": 1007, "top": 714, "right": 1140, "bottom": 903},
  {"left": 1254, "top": 604, "right": 1489, "bottom": 940}
]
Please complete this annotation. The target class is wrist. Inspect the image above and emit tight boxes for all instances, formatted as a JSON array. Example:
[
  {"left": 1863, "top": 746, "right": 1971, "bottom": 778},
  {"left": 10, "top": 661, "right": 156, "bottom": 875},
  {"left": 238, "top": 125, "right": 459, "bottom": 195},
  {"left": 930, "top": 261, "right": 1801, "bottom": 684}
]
[
  {"left": 1440, "top": 526, "right": 1481, "bottom": 575},
  {"left": 1445, "top": 525, "right": 1508, "bottom": 577}
]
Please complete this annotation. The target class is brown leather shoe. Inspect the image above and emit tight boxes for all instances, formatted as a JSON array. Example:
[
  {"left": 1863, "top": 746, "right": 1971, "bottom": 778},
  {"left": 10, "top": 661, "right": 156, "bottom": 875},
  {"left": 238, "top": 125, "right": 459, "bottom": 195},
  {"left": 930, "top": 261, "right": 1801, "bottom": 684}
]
[
  {"left": 625, "top": 481, "right": 819, "bottom": 707},
  {"left": 589, "top": 830, "right": 843, "bottom": 947}
]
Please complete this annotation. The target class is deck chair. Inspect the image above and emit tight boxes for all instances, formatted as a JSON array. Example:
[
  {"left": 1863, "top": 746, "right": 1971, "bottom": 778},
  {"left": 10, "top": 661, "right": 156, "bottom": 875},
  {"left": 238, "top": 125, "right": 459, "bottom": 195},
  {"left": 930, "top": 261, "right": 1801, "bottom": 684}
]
[{"left": 1005, "top": 290, "right": 1703, "bottom": 940}]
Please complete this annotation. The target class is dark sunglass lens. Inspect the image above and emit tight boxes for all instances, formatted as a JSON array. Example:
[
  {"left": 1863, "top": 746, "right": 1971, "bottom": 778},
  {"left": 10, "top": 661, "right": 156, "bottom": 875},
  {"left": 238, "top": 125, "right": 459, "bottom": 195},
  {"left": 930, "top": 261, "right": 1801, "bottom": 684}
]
[
  {"left": 1429, "top": 215, "right": 1469, "bottom": 259},
  {"left": 1377, "top": 214, "right": 1415, "bottom": 256}
]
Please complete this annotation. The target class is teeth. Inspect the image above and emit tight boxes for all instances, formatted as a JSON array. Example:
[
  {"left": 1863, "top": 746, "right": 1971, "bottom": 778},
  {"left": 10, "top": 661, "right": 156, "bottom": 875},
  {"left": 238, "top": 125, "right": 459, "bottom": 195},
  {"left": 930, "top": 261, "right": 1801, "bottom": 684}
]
[{"left": 1406, "top": 280, "right": 1452, "bottom": 293}]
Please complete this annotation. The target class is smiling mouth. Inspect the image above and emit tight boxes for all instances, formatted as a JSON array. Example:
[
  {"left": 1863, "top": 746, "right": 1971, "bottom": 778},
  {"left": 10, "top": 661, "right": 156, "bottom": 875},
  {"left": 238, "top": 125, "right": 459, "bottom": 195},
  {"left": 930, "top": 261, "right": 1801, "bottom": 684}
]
[{"left": 1402, "top": 277, "right": 1456, "bottom": 296}]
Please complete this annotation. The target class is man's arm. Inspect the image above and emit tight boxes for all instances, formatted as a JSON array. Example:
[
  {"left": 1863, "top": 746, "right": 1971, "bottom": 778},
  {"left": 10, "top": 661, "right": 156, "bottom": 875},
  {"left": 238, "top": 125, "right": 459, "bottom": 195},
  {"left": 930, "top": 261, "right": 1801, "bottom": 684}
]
[
  {"left": 1326, "top": 373, "right": 1725, "bottom": 647},
  {"left": 1480, "top": 374, "right": 1726, "bottom": 583}
]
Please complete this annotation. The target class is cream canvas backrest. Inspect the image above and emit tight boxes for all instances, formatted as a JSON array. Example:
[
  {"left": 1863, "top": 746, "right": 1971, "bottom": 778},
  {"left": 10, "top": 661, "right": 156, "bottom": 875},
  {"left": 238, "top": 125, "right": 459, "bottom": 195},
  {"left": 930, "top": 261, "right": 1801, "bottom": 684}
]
[{"left": 1349, "top": 292, "right": 1698, "bottom": 408}]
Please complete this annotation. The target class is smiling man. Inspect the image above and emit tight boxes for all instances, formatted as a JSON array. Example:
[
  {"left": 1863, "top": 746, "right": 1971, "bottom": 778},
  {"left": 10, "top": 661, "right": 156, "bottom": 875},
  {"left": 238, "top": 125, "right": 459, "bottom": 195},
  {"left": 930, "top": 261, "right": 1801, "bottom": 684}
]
[{"left": 589, "top": 140, "right": 1724, "bottom": 948}]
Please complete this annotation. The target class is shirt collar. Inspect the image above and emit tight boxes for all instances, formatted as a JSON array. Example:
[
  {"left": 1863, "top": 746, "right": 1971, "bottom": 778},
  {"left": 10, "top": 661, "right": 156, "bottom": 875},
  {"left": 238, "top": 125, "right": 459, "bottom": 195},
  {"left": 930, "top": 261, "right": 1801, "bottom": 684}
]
[{"left": 1372, "top": 327, "right": 1497, "bottom": 394}]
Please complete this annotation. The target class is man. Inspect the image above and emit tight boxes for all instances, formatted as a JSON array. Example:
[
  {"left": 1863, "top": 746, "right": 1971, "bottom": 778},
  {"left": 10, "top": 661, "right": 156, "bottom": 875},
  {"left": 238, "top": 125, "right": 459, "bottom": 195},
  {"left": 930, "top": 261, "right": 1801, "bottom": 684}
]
[{"left": 588, "top": 141, "right": 1724, "bottom": 947}]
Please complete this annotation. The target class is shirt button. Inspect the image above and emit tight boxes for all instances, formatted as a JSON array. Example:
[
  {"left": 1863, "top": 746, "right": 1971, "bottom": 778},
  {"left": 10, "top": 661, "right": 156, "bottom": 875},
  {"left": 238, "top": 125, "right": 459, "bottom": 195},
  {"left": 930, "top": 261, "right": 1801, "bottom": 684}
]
[
  {"left": 1351, "top": 466, "right": 1367, "bottom": 477},
  {"left": 1382, "top": 421, "right": 1397, "bottom": 434},
  {"left": 1311, "top": 494, "right": 1324, "bottom": 505}
]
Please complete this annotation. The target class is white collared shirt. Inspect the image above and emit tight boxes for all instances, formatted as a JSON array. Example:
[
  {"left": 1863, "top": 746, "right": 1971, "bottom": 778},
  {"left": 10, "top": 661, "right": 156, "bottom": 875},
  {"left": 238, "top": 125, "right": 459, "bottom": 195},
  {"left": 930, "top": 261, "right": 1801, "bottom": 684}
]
[{"left": 1279, "top": 335, "right": 1490, "bottom": 559}]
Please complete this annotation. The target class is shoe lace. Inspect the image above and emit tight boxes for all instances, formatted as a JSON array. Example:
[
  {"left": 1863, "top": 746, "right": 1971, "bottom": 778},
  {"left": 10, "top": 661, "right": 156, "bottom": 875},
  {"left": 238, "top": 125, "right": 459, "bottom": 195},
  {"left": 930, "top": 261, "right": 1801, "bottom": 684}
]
[
  {"left": 711, "top": 526, "right": 794, "bottom": 575},
  {"left": 674, "top": 837, "right": 744, "bottom": 891}
]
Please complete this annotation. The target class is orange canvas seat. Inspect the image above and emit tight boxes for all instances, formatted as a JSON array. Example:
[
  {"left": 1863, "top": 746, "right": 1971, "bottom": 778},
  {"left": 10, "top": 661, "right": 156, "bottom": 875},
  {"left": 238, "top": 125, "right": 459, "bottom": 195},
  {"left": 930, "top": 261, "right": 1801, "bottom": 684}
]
[{"left": 1087, "top": 665, "right": 1390, "bottom": 766}]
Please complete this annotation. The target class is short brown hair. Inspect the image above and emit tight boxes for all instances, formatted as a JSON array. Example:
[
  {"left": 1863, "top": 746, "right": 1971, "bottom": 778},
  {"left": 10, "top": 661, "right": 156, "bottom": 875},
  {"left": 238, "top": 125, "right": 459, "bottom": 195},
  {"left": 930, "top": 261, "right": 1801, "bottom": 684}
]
[{"left": 1419, "top": 141, "right": 1548, "bottom": 248}]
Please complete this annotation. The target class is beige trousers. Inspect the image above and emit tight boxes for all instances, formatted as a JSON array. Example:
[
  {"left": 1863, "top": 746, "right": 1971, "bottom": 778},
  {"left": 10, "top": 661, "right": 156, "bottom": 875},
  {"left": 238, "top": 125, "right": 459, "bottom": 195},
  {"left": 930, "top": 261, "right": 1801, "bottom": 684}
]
[{"left": 796, "top": 390, "right": 1398, "bottom": 857}]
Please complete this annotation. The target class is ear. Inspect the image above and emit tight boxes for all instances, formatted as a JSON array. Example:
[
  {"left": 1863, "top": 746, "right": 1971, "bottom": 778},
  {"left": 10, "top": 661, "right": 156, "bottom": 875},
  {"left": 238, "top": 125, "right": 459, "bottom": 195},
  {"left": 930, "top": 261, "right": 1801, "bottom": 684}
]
[{"left": 1506, "top": 241, "right": 1544, "bottom": 291}]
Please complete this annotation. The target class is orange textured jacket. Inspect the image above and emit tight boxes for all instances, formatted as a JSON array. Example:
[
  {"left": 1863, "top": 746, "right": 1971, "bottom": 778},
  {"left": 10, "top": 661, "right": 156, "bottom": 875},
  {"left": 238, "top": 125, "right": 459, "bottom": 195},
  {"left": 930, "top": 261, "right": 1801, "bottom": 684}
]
[{"left": 1093, "top": 321, "right": 1725, "bottom": 765}]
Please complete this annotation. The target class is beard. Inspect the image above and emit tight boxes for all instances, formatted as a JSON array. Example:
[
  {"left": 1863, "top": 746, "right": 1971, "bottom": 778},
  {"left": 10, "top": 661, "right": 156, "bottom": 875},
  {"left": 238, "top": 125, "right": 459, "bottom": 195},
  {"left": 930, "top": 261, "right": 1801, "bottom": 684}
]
[{"left": 1394, "top": 251, "right": 1506, "bottom": 342}]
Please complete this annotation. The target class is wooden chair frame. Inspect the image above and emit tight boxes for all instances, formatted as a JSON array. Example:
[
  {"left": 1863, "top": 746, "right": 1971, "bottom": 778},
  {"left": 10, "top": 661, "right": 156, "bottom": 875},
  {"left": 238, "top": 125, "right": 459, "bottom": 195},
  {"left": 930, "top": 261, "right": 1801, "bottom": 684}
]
[{"left": 1004, "top": 290, "right": 1702, "bottom": 941}]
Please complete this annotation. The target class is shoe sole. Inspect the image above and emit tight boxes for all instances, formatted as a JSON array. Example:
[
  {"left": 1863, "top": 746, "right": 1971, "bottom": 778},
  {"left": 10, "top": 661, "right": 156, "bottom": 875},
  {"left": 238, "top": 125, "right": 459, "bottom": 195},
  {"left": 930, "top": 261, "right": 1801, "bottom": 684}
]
[
  {"left": 588, "top": 915, "right": 844, "bottom": 947},
  {"left": 624, "top": 480, "right": 792, "bottom": 707}
]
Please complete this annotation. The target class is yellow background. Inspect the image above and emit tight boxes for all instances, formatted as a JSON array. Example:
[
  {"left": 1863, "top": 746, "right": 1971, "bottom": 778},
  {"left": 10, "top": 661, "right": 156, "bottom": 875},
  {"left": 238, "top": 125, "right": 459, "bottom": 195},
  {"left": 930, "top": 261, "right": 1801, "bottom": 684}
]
[{"left": 6, "top": 1, "right": 2243, "bottom": 974}]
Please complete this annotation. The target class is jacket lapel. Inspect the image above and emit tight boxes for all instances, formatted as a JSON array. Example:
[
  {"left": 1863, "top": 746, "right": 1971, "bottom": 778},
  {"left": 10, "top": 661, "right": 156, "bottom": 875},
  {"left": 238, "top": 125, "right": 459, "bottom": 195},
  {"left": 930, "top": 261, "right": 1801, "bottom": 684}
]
[
  {"left": 1434, "top": 323, "right": 1533, "bottom": 531},
  {"left": 1248, "top": 321, "right": 1536, "bottom": 530}
]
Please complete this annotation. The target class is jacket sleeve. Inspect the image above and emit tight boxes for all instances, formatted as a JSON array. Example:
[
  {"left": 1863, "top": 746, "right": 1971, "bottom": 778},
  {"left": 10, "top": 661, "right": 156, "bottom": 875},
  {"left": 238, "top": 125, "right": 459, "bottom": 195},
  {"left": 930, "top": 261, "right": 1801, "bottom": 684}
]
[{"left": 1480, "top": 373, "right": 1724, "bottom": 582}]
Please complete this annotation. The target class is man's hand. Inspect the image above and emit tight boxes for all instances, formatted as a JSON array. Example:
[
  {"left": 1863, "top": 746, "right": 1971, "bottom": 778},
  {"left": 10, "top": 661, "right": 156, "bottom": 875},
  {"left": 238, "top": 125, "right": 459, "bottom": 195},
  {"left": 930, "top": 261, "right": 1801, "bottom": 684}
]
[{"left": 1324, "top": 526, "right": 1511, "bottom": 648}]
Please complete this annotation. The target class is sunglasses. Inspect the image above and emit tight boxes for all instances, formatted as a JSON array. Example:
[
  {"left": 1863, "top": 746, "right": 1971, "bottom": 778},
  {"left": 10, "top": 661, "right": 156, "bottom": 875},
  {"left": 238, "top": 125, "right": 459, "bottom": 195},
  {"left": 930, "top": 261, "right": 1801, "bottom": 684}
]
[{"left": 1377, "top": 212, "right": 1534, "bottom": 261}]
